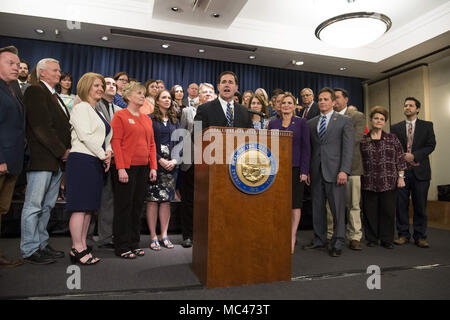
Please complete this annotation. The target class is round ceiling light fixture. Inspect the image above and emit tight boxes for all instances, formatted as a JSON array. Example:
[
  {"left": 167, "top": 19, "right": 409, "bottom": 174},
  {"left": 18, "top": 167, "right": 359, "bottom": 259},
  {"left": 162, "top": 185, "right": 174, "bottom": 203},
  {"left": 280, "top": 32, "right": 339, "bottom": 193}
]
[
  {"left": 248, "top": 55, "right": 256, "bottom": 60},
  {"left": 315, "top": 12, "right": 391, "bottom": 48},
  {"left": 161, "top": 44, "right": 170, "bottom": 49},
  {"left": 35, "top": 28, "right": 45, "bottom": 34}
]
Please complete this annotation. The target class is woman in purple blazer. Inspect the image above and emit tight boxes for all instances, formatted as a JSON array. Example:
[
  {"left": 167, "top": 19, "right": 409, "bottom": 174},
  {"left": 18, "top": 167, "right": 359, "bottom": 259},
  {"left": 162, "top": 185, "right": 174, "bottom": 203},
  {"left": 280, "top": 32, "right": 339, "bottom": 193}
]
[{"left": 268, "top": 92, "right": 310, "bottom": 254}]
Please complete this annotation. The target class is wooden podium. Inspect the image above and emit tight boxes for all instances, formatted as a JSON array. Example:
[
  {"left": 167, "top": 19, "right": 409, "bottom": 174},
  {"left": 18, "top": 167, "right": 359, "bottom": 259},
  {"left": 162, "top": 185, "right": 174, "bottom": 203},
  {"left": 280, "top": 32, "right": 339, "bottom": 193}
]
[{"left": 192, "top": 127, "right": 292, "bottom": 288}]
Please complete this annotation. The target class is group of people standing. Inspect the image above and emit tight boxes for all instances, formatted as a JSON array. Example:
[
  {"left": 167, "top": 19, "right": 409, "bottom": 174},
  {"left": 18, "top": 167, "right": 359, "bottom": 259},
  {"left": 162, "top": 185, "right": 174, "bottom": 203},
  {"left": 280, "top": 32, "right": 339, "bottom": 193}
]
[{"left": 0, "top": 45, "right": 436, "bottom": 268}]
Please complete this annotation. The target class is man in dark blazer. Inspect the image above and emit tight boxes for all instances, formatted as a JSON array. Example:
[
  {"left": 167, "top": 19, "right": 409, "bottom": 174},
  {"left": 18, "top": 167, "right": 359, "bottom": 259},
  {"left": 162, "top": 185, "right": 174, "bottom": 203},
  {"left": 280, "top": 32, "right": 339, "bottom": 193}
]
[
  {"left": 18, "top": 60, "right": 31, "bottom": 95},
  {"left": 390, "top": 97, "right": 436, "bottom": 248},
  {"left": 304, "top": 87, "right": 354, "bottom": 257},
  {"left": 188, "top": 71, "right": 252, "bottom": 247},
  {"left": 182, "top": 82, "right": 199, "bottom": 108},
  {"left": 0, "top": 46, "right": 26, "bottom": 267},
  {"left": 20, "top": 58, "right": 71, "bottom": 264},
  {"left": 296, "top": 88, "right": 320, "bottom": 120},
  {"left": 194, "top": 71, "right": 253, "bottom": 129}
]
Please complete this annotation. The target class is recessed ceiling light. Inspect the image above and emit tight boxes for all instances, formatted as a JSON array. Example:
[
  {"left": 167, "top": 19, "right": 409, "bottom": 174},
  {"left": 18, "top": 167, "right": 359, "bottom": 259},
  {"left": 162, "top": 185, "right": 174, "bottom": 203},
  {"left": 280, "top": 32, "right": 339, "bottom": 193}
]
[
  {"left": 339, "top": 67, "right": 347, "bottom": 71},
  {"left": 198, "top": 49, "right": 205, "bottom": 53},
  {"left": 212, "top": 13, "right": 220, "bottom": 18},
  {"left": 171, "top": 7, "right": 181, "bottom": 12},
  {"left": 162, "top": 44, "right": 170, "bottom": 49},
  {"left": 248, "top": 55, "right": 256, "bottom": 60},
  {"left": 101, "top": 36, "right": 109, "bottom": 41},
  {"left": 35, "top": 29, "right": 44, "bottom": 34}
]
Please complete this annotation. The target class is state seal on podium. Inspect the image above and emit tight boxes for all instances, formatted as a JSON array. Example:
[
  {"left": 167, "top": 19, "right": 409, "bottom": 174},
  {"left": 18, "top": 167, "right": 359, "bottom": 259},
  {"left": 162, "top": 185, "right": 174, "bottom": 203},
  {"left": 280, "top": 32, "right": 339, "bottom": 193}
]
[{"left": 229, "top": 143, "right": 277, "bottom": 194}]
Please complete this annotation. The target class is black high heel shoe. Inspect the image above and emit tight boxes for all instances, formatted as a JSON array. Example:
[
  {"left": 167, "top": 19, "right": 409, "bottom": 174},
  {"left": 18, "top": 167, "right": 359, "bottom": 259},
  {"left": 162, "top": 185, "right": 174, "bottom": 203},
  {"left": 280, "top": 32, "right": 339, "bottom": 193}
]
[{"left": 69, "top": 248, "right": 100, "bottom": 265}]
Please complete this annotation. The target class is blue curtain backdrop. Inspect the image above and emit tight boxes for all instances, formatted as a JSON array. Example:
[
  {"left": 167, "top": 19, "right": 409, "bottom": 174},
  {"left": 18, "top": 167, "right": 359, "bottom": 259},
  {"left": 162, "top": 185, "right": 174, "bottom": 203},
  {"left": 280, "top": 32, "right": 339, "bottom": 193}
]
[{"left": 0, "top": 36, "right": 364, "bottom": 110}]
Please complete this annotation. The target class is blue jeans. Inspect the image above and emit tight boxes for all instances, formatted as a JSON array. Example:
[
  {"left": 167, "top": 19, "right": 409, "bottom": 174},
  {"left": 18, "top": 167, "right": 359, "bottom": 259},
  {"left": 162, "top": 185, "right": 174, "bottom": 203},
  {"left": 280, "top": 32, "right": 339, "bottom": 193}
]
[{"left": 20, "top": 169, "right": 62, "bottom": 258}]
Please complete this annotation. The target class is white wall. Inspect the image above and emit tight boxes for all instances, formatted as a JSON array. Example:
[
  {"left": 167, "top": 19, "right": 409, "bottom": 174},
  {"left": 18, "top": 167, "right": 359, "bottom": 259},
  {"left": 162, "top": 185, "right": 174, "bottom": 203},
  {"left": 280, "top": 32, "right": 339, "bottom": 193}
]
[{"left": 429, "top": 55, "right": 450, "bottom": 200}]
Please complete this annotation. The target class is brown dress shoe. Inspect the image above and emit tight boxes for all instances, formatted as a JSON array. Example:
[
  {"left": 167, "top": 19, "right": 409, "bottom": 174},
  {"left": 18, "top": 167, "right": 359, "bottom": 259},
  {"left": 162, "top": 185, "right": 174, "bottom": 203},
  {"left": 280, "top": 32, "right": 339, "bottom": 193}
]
[
  {"left": 394, "top": 237, "right": 409, "bottom": 245},
  {"left": 349, "top": 240, "right": 362, "bottom": 250},
  {"left": 0, "top": 254, "right": 23, "bottom": 268},
  {"left": 415, "top": 239, "right": 430, "bottom": 248}
]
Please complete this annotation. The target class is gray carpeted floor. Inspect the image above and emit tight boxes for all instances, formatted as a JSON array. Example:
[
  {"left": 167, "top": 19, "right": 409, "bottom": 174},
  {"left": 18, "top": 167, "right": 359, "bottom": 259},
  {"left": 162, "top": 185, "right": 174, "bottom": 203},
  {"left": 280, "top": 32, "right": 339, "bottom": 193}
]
[{"left": 1, "top": 228, "right": 449, "bottom": 300}]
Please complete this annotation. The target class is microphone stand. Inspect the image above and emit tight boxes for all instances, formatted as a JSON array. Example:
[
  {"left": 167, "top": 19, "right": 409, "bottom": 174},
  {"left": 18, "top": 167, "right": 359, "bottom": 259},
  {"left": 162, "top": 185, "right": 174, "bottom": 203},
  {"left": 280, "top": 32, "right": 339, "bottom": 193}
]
[{"left": 247, "top": 109, "right": 266, "bottom": 129}]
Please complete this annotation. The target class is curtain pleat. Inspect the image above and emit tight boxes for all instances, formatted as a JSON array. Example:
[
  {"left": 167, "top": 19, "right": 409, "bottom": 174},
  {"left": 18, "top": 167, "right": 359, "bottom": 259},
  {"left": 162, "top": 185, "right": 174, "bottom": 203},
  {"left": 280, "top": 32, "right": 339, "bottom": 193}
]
[{"left": 1, "top": 36, "right": 364, "bottom": 110}]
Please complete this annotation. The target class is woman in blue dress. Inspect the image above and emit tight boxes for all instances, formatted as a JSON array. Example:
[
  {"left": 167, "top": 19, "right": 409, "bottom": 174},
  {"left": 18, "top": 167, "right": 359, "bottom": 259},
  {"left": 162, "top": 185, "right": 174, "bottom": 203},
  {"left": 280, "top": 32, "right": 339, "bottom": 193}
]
[
  {"left": 146, "top": 89, "right": 182, "bottom": 250},
  {"left": 250, "top": 93, "right": 269, "bottom": 129}
]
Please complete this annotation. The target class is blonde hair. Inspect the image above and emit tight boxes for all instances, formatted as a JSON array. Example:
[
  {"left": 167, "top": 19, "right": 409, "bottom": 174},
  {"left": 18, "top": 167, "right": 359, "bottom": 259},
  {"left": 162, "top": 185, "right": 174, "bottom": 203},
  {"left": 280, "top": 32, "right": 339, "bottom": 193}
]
[
  {"left": 76, "top": 72, "right": 105, "bottom": 102},
  {"left": 122, "top": 81, "right": 146, "bottom": 103}
]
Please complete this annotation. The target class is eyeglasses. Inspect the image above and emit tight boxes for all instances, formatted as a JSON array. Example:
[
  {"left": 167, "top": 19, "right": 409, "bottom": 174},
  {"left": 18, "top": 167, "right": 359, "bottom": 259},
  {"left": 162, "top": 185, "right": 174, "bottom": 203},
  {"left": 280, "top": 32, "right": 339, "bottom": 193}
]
[{"left": 301, "top": 94, "right": 312, "bottom": 98}]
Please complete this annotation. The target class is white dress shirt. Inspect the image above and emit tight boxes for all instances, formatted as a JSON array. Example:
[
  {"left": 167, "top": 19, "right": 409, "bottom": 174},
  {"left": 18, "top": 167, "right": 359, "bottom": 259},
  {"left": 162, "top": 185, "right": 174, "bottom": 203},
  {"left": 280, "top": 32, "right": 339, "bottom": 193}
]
[
  {"left": 218, "top": 96, "right": 234, "bottom": 118},
  {"left": 406, "top": 118, "right": 417, "bottom": 136},
  {"left": 317, "top": 110, "right": 334, "bottom": 133},
  {"left": 41, "top": 80, "right": 69, "bottom": 117}
]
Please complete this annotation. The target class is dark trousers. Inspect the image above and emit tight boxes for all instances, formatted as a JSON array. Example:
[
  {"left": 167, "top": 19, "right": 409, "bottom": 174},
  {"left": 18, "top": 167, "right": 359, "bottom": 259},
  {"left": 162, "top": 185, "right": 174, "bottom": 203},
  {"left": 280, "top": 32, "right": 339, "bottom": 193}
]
[
  {"left": 396, "top": 170, "right": 430, "bottom": 241},
  {"left": 179, "top": 166, "right": 194, "bottom": 240},
  {"left": 362, "top": 189, "right": 396, "bottom": 244},
  {"left": 111, "top": 165, "right": 148, "bottom": 256}
]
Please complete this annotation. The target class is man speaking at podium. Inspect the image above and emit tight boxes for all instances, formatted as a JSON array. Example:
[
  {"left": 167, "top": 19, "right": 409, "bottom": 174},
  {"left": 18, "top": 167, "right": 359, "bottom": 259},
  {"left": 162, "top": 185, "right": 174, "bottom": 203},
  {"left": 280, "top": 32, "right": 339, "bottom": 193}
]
[
  {"left": 194, "top": 71, "right": 253, "bottom": 129},
  {"left": 180, "top": 72, "right": 252, "bottom": 249}
]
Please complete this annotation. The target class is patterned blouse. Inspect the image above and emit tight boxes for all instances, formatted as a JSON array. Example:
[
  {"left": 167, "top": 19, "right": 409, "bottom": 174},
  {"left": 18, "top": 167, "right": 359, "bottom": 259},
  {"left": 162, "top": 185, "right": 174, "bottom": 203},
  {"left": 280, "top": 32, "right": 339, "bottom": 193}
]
[{"left": 360, "top": 131, "right": 407, "bottom": 192}]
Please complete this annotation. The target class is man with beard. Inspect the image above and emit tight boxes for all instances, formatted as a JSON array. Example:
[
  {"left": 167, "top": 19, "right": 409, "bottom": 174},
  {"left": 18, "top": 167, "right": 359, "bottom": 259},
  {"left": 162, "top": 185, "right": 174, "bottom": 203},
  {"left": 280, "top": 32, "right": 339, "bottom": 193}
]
[{"left": 17, "top": 60, "right": 30, "bottom": 95}]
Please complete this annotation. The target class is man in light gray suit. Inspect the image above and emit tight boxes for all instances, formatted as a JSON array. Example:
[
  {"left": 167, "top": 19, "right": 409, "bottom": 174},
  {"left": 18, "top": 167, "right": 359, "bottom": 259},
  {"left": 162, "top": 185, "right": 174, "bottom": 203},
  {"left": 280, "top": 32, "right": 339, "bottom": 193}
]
[
  {"left": 179, "top": 82, "right": 214, "bottom": 248},
  {"left": 89, "top": 76, "right": 121, "bottom": 248},
  {"left": 304, "top": 87, "right": 354, "bottom": 257},
  {"left": 327, "top": 88, "right": 366, "bottom": 251}
]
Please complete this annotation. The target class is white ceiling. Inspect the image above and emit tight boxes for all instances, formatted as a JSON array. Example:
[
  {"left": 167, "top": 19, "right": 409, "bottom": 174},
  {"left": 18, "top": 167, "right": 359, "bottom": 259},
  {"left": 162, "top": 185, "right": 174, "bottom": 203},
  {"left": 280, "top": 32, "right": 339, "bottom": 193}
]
[{"left": 0, "top": 0, "right": 449, "bottom": 81}]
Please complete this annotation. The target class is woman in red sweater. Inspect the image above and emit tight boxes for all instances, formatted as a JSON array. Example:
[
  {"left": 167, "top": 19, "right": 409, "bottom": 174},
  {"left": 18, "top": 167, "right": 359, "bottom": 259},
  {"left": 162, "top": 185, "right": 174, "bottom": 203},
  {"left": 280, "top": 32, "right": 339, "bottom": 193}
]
[{"left": 110, "top": 82, "right": 157, "bottom": 259}]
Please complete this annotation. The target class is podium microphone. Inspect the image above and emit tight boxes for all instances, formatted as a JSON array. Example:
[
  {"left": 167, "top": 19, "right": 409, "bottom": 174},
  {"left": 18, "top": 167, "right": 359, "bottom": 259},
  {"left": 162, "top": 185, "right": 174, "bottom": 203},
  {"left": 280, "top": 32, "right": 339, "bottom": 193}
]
[{"left": 247, "top": 109, "right": 266, "bottom": 118}]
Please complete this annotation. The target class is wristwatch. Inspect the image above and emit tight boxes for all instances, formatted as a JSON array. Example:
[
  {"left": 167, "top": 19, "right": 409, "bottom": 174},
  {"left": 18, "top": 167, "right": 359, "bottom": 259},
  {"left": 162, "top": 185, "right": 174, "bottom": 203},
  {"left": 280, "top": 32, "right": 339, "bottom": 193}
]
[{"left": 399, "top": 173, "right": 404, "bottom": 178}]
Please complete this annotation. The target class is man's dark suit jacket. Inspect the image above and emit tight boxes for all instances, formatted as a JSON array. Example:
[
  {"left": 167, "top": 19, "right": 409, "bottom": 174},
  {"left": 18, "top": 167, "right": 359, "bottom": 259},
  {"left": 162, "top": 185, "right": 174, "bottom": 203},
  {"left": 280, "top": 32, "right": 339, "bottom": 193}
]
[
  {"left": 0, "top": 79, "right": 26, "bottom": 175},
  {"left": 23, "top": 81, "right": 71, "bottom": 172},
  {"left": 390, "top": 119, "right": 436, "bottom": 180},
  {"left": 194, "top": 98, "right": 253, "bottom": 129},
  {"left": 296, "top": 102, "right": 320, "bottom": 120}
]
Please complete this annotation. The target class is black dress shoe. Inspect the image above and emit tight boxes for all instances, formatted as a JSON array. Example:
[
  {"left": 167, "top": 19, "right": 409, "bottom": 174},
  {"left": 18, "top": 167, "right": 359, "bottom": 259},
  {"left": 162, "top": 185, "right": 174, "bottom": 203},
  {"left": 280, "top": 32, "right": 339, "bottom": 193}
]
[
  {"left": 24, "top": 252, "right": 56, "bottom": 265},
  {"left": 41, "top": 245, "right": 65, "bottom": 258},
  {"left": 303, "top": 243, "right": 326, "bottom": 250},
  {"left": 329, "top": 248, "right": 342, "bottom": 257},
  {"left": 367, "top": 241, "right": 378, "bottom": 247},
  {"left": 381, "top": 242, "right": 394, "bottom": 249},
  {"left": 182, "top": 238, "right": 193, "bottom": 248}
]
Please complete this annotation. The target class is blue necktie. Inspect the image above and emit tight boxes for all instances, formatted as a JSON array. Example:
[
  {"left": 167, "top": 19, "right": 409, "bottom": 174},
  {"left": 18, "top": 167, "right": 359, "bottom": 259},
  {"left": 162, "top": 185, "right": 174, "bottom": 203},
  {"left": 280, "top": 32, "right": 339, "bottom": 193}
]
[
  {"left": 226, "top": 102, "right": 233, "bottom": 127},
  {"left": 318, "top": 115, "right": 327, "bottom": 139}
]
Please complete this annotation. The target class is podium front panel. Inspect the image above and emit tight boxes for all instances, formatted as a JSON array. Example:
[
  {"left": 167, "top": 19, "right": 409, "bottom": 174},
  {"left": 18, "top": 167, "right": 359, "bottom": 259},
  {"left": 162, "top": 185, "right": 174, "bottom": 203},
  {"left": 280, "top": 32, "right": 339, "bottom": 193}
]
[{"left": 193, "top": 128, "right": 292, "bottom": 288}]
